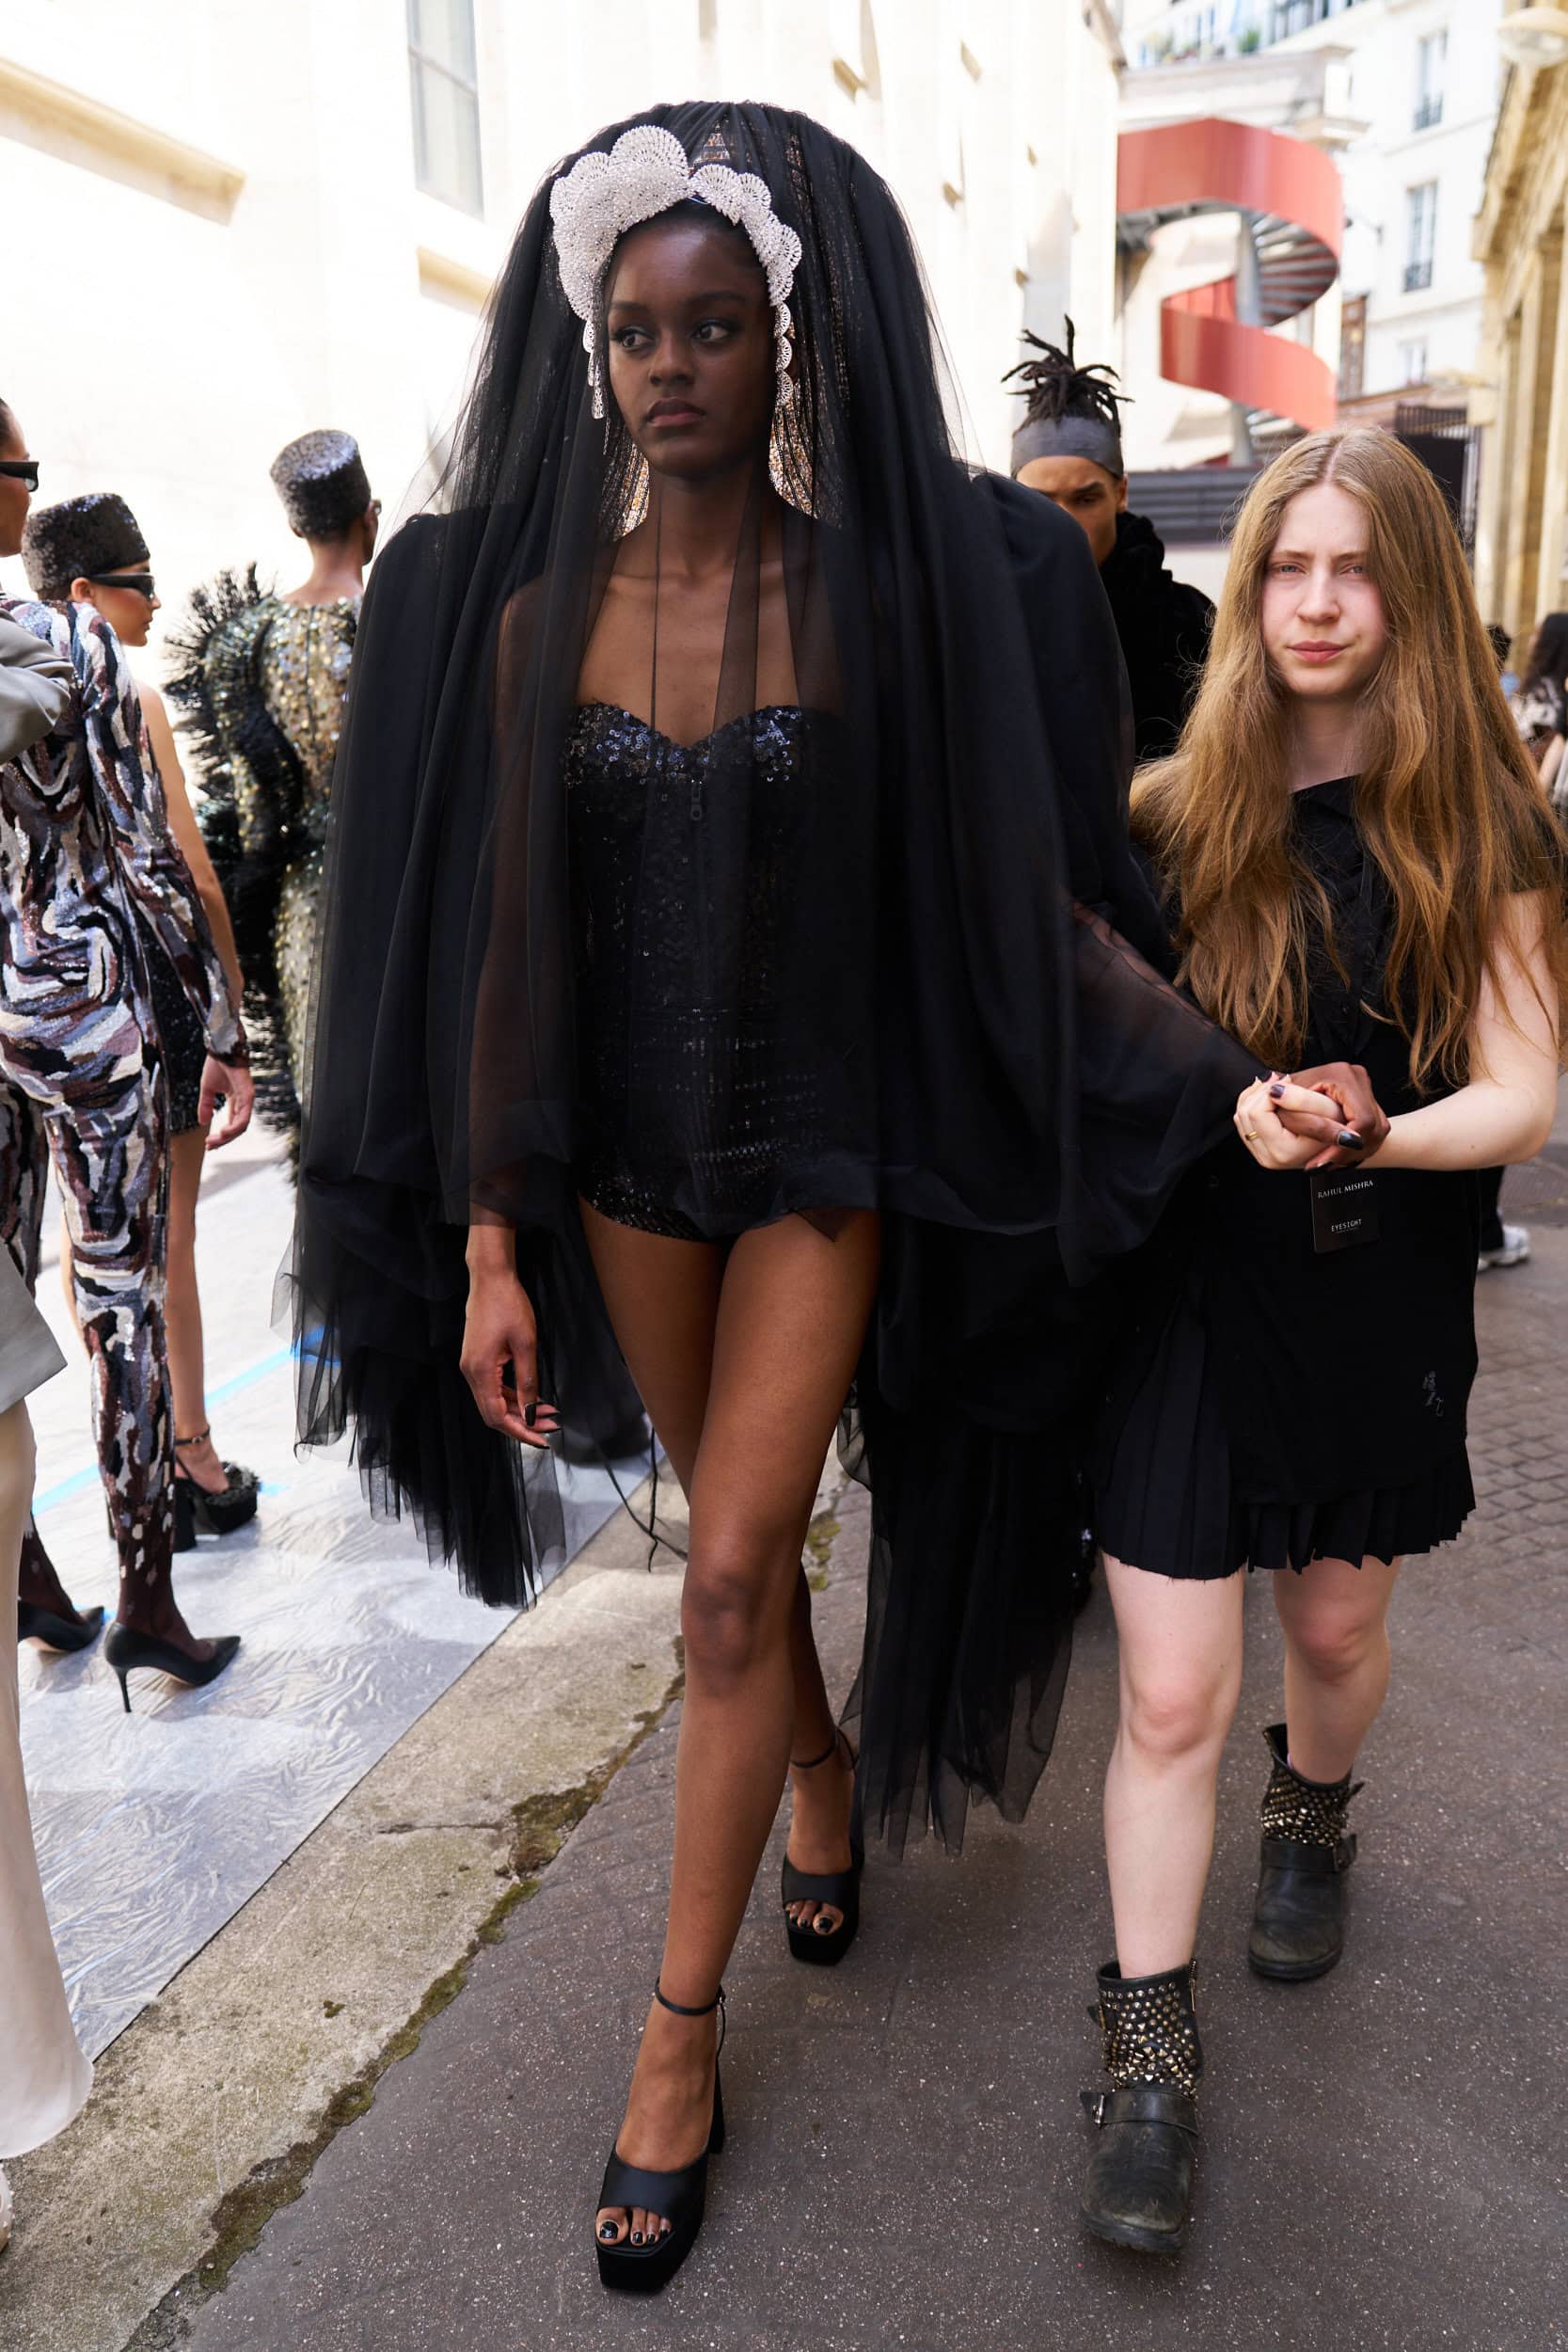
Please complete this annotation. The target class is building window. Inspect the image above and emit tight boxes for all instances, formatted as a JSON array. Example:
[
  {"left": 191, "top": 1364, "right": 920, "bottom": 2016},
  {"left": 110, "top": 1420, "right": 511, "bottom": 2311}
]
[
  {"left": 408, "top": 0, "right": 483, "bottom": 217},
  {"left": 1414, "top": 29, "right": 1446, "bottom": 132},
  {"left": 1398, "top": 338, "right": 1429, "bottom": 388},
  {"left": 1403, "top": 182, "right": 1436, "bottom": 294}
]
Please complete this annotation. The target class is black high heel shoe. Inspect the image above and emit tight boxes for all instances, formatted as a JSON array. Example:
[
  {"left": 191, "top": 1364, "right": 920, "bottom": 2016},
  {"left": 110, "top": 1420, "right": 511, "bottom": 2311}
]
[
  {"left": 17, "top": 1601, "right": 105, "bottom": 1653},
  {"left": 782, "top": 1728, "right": 863, "bottom": 1965},
  {"left": 103, "top": 1621, "right": 241, "bottom": 1711},
  {"left": 595, "top": 1982, "right": 725, "bottom": 2295},
  {"left": 173, "top": 1429, "right": 260, "bottom": 1550}
]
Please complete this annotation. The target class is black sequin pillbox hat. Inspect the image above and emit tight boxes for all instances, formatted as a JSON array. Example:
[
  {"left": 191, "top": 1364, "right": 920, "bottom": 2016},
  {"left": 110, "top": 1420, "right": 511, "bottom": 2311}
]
[
  {"left": 269, "top": 430, "right": 372, "bottom": 540},
  {"left": 22, "top": 491, "right": 150, "bottom": 600}
]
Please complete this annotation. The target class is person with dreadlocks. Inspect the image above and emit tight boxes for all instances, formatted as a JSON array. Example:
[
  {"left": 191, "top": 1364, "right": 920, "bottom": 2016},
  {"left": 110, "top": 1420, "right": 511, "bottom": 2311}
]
[
  {"left": 291, "top": 105, "right": 1356, "bottom": 2289},
  {"left": 1006, "top": 323, "right": 1215, "bottom": 764}
]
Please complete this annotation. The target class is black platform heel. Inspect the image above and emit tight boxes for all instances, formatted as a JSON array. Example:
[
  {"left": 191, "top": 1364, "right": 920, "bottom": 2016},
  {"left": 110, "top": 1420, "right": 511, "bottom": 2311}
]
[
  {"left": 595, "top": 1982, "right": 725, "bottom": 2295},
  {"left": 173, "top": 1428, "right": 260, "bottom": 1550},
  {"left": 17, "top": 1601, "right": 105, "bottom": 1653},
  {"left": 782, "top": 1728, "right": 863, "bottom": 1966},
  {"left": 103, "top": 1622, "right": 241, "bottom": 1711}
]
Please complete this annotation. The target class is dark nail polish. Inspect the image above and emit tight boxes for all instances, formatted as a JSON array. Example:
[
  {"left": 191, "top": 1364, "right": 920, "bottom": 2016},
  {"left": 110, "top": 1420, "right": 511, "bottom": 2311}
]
[
  {"left": 630, "top": 2230, "right": 643, "bottom": 2246},
  {"left": 598, "top": 2224, "right": 616, "bottom": 2241},
  {"left": 1338, "top": 1129, "right": 1363, "bottom": 1150},
  {"left": 1268, "top": 1081, "right": 1285, "bottom": 1099}
]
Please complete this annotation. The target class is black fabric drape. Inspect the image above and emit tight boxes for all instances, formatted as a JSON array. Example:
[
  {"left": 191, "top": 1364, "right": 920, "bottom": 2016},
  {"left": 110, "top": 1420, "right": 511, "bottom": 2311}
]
[{"left": 292, "top": 102, "right": 1253, "bottom": 1850}]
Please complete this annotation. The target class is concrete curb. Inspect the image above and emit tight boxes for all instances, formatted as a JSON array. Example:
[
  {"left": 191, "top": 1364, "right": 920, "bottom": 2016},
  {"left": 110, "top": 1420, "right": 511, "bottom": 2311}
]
[{"left": 4, "top": 1473, "right": 698, "bottom": 2352}]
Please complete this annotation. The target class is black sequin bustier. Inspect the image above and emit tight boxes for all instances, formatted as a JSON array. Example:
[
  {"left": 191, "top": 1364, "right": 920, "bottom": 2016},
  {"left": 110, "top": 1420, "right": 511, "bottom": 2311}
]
[{"left": 564, "top": 700, "right": 847, "bottom": 1240}]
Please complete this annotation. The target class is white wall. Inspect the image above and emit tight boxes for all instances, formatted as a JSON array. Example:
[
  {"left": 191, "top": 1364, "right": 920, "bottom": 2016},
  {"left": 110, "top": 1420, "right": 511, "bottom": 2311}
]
[{"left": 0, "top": 0, "right": 1122, "bottom": 672}]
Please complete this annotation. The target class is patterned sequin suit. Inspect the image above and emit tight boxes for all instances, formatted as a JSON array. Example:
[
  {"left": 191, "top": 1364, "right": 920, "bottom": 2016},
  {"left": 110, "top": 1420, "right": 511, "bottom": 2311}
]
[
  {"left": 0, "top": 595, "right": 242, "bottom": 1591},
  {"left": 167, "top": 573, "right": 357, "bottom": 1143}
]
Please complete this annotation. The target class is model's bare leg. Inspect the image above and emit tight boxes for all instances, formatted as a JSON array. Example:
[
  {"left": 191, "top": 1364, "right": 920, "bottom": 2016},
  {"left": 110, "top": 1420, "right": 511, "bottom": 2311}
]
[
  {"left": 582, "top": 1203, "right": 879, "bottom": 2249},
  {"left": 162, "top": 1125, "right": 229, "bottom": 1497},
  {"left": 1271, "top": 1554, "right": 1401, "bottom": 1783},
  {"left": 1101, "top": 1556, "right": 1245, "bottom": 1977}
]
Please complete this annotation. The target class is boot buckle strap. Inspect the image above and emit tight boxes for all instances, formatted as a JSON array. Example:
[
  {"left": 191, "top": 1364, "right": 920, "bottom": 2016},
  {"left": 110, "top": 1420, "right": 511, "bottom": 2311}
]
[{"left": 1079, "top": 2090, "right": 1109, "bottom": 2126}]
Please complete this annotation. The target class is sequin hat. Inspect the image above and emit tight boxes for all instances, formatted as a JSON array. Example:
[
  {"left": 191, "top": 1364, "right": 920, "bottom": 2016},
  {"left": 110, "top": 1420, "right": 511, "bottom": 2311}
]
[
  {"left": 269, "top": 430, "right": 372, "bottom": 541},
  {"left": 22, "top": 492, "right": 150, "bottom": 601}
]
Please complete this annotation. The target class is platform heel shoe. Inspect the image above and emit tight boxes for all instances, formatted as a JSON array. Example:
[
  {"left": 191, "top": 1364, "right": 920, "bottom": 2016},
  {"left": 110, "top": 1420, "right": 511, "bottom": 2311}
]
[
  {"left": 595, "top": 1983, "right": 725, "bottom": 2294},
  {"left": 781, "top": 1728, "right": 863, "bottom": 1965},
  {"left": 1080, "top": 1960, "right": 1202, "bottom": 2256},
  {"left": 172, "top": 1428, "right": 260, "bottom": 1550},
  {"left": 1247, "top": 1723, "right": 1362, "bottom": 1982}
]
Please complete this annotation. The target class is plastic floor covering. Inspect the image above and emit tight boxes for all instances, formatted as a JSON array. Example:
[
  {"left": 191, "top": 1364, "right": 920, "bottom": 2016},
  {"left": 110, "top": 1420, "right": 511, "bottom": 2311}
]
[{"left": 18, "top": 1136, "right": 643, "bottom": 2060}]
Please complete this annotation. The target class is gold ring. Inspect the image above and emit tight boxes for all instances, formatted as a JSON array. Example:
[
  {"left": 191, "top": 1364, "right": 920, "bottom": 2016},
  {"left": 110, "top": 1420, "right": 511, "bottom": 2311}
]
[{"left": 1243, "top": 1127, "right": 1258, "bottom": 1141}]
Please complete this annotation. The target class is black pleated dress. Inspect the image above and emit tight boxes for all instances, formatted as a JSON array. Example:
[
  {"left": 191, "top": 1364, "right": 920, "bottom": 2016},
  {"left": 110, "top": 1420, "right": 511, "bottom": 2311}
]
[{"left": 1094, "top": 776, "right": 1480, "bottom": 1580}]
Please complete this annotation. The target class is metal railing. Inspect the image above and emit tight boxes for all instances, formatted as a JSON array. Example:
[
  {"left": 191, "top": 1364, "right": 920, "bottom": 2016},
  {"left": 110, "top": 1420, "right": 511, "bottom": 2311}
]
[
  {"left": 1402, "top": 258, "right": 1433, "bottom": 293},
  {"left": 1413, "top": 94, "right": 1444, "bottom": 132}
]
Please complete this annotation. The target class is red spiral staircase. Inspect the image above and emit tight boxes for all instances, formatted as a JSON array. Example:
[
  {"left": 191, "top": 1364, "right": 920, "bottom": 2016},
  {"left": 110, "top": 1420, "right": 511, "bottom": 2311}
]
[{"left": 1117, "top": 118, "right": 1344, "bottom": 443}]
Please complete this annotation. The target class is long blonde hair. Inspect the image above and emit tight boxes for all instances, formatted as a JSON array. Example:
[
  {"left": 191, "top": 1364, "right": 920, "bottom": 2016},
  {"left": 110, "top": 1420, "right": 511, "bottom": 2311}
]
[{"left": 1132, "top": 428, "right": 1566, "bottom": 1088}]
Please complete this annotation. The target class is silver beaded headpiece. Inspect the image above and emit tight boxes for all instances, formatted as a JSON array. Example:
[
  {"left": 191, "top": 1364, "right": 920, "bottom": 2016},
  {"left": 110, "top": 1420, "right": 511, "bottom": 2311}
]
[{"left": 549, "top": 124, "right": 803, "bottom": 421}]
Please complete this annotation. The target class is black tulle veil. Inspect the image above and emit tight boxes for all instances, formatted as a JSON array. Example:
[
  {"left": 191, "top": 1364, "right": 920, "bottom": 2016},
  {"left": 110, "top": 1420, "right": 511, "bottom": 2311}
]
[{"left": 293, "top": 100, "right": 1252, "bottom": 1851}]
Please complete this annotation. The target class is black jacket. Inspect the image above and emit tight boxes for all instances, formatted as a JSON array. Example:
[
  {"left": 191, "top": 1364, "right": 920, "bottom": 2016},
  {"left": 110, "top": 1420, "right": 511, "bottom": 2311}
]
[{"left": 1099, "top": 510, "right": 1214, "bottom": 765}]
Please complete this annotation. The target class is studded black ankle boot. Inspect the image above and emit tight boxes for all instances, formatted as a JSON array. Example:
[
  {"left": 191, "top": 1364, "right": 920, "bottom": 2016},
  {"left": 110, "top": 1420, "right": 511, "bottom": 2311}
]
[
  {"left": 1079, "top": 1959, "right": 1202, "bottom": 2256},
  {"left": 1247, "top": 1723, "right": 1362, "bottom": 1982}
]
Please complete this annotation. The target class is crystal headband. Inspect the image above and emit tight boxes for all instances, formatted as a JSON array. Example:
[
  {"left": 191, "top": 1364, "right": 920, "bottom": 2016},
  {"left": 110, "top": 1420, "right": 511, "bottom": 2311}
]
[{"left": 549, "top": 124, "right": 803, "bottom": 421}]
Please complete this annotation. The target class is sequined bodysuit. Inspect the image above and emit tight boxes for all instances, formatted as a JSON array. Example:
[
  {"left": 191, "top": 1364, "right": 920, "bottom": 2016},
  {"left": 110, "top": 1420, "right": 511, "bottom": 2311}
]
[
  {"left": 564, "top": 701, "right": 849, "bottom": 1239},
  {"left": 259, "top": 599, "right": 357, "bottom": 1087},
  {"left": 169, "top": 582, "right": 357, "bottom": 1138}
]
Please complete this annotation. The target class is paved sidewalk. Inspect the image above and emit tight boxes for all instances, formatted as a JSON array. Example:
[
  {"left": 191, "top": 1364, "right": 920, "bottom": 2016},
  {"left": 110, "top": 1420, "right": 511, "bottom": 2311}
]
[{"left": 159, "top": 1235, "right": 1568, "bottom": 2352}]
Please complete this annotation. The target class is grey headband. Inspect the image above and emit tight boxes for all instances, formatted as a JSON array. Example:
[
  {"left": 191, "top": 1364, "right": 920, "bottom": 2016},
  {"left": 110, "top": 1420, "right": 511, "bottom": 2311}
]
[{"left": 1010, "top": 412, "right": 1123, "bottom": 478}]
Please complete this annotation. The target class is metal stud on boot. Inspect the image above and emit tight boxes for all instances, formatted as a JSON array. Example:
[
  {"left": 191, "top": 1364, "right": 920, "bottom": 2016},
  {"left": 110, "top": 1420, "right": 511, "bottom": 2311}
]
[
  {"left": 1080, "top": 1960, "right": 1201, "bottom": 2255},
  {"left": 1247, "top": 1723, "right": 1361, "bottom": 1982}
]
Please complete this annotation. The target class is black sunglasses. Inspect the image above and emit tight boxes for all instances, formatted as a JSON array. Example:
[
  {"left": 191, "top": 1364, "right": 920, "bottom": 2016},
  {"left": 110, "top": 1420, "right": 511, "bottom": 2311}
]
[
  {"left": 0, "top": 459, "right": 40, "bottom": 490},
  {"left": 89, "top": 572, "right": 156, "bottom": 598}
]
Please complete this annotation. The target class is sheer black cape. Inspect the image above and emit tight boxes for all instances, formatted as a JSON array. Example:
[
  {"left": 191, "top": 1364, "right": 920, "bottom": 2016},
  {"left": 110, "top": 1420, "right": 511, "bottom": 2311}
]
[{"left": 292, "top": 102, "right": 1253, "bottom": 1851}]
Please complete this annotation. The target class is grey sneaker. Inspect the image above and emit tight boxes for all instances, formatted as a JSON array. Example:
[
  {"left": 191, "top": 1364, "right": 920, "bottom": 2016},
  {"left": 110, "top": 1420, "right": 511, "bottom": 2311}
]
[{"left": 1478, "top": 1222, "right": 1531, "bottom": 1272}]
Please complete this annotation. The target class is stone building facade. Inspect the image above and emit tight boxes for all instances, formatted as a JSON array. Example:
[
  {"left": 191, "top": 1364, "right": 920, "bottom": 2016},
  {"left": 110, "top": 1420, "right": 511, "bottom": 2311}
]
[
  {"left": 1472, "top": 38, "right": 1568, "bottom": 649},
  {"left": 0, "top": 0, "right": 1124, "bottom": 647}
]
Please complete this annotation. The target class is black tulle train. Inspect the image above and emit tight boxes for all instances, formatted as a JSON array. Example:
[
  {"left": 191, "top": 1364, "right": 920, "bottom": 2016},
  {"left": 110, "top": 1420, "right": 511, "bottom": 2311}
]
[{"left": 292, "top": 100, "right": 1255, "bottom": 1849}]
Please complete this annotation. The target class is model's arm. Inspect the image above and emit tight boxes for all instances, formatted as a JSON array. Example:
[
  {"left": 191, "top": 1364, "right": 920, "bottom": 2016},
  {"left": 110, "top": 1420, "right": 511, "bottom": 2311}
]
[
  {"left": 71, "top": 604, "right": 244, "bottom": 1061},
  {"left": 140, "top": 681, "right": 244, "bottom": 1006},
  {"left": 1240, "top": 895, "right": 1559, "bottom": 1175},
  {"left": 0, "top": 612, "right": 73, "bottom": 757},
  {"left": 1373, "top": 893, "right": 1560, "bottom": 1171}
]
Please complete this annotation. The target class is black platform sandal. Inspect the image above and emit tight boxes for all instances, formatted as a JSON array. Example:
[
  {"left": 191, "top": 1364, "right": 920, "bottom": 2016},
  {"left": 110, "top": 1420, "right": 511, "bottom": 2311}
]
[
  {"left": 781, "top": 1727, "right": 863, "bottom": 1966},
  {"left": 17, "top": 1601, "right": 105, "bottom": 1653},
  {"left": 595, "top": 1982, "right": 725, "bottom": 2295},
  {"left": 173, "top": 1428, "right": 260, "bottom": 1549},
  {"left": 1080, "top": 1960, "right": 1203, "bottom": 2256}
]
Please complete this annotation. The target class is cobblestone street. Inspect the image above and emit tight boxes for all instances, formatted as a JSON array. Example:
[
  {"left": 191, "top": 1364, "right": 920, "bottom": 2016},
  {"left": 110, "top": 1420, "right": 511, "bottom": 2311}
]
[{"left": 149, "top": 1220, "right": 1568, "bottom": 2352}]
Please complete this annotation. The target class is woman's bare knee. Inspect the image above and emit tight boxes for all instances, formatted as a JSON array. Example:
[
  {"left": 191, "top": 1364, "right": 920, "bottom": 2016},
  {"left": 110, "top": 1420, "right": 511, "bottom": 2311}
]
[
  {"left": 1283, "top": 1606, "right": 1383, "bottom": 1687},
  {"left": 682, "top": 1535, "right": 795, "bottom": 1688},
  {"left": 1121, "top": 1664, "right": 1237, "bottom": 1767}
]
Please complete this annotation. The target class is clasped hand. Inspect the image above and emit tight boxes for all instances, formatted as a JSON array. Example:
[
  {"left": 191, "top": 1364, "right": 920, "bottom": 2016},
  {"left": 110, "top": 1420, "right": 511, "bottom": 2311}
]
[{"left": 1233, "top": 1059, "right": 1390, "bottom": 1172}]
